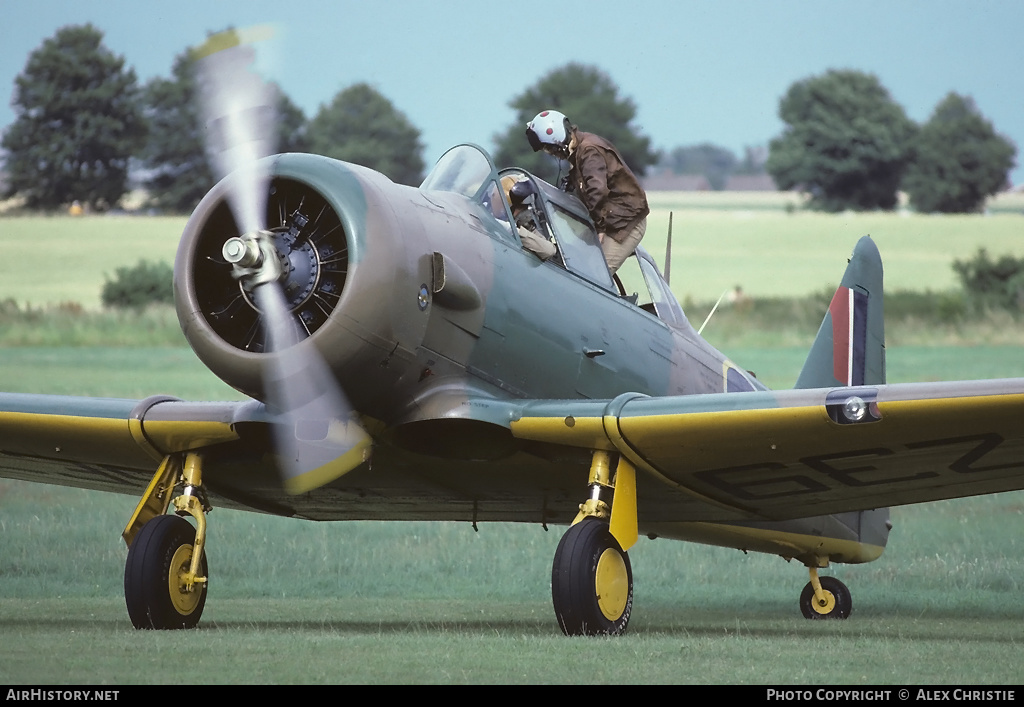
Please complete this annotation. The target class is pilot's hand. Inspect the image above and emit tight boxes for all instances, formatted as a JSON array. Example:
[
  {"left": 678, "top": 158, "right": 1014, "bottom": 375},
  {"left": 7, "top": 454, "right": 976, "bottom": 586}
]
[
  {"left": 598, "top": 232, "right": 606, "bottom": 244},
  {"left": 558, "top": 175, "right": 573, "bottom": 192}
]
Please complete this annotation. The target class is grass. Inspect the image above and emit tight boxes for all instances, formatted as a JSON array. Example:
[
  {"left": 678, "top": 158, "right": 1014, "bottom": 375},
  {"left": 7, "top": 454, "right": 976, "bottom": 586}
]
[
  {"left": 2, "top": 479, "right": 1023, "bottom": 684},
  {"left": 643, "top": 189, "right": 1024, "bottom": 304},
  {"left": 3, "top": 201, "right": 1023, "bottom": 310},
  {"left": 1, "top": 599, "right": 1019, "bottom": 684},
  {"left": 0, "top": 214, "right": 185, "bottom": 311},
  {"left": 0, "top": 301, "right": 188, "bottom": 347},
  {"left": 648, "top": 208, "right": 1024, "bottom": 302},
  {"left": 719, "top": 345, "right": 1024, "bottom": 391},
  {"left": 0, "top": 347, "right": 244, "bottom": 399}
]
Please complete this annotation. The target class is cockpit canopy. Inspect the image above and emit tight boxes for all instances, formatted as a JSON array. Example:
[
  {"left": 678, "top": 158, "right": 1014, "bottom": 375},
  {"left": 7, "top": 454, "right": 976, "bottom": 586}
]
[{"left": 421, "top": 144, "right": 688, "bottom": 329}]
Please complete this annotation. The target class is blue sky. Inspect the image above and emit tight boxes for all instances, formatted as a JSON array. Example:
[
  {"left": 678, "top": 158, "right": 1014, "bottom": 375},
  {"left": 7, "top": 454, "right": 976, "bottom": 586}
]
[{"left": 2, "top": 0, "right": 1022, "bottom": 185}]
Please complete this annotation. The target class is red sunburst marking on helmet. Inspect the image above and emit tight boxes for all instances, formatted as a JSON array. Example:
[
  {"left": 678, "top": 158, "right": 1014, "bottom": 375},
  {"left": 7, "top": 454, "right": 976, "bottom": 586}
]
[
  {"left": 546, "top": 128, "right": 553, "bottom": 135},
  {"left": 540, "top": 111, "right": 549, "bottom": 117}
]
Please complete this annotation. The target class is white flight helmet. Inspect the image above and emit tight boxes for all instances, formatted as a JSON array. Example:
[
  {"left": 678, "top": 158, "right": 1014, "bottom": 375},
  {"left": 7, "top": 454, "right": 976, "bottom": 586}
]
[{"left": 526, "top": 110, "right": 571, "bottom": 156}]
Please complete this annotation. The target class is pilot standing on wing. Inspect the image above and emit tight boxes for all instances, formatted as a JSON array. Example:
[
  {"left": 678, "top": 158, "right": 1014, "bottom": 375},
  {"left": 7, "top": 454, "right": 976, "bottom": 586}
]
[{"left": 525, "top": 110, "right": 649, "bottom": 274}]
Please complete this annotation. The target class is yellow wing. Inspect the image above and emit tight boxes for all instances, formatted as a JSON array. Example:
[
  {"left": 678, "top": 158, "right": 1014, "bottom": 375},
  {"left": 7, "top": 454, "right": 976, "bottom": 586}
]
[{"left": 509, "top": 379, "right": 1024, "bottom": 521}]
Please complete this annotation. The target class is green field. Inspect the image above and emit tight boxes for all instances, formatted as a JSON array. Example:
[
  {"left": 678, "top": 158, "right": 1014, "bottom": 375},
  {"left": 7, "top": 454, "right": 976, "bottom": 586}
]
[
  {"left": 3, "top": 193, "right": 1024, "bottom": 309},
  {"left": 2, "top": 203, "right": 1024, "bottom": 684},
  {"left": 0, "top": 215, "right": 186, "bottom": 311},
  {"left": 2, "top": 479, "right": 1022, "bottom": 684},
  {"left": 648, "top": 209, "right": 1024, "bottom": 302},
  {"left": 648, "top": 190, "right": 1024, "bottom": 302}
]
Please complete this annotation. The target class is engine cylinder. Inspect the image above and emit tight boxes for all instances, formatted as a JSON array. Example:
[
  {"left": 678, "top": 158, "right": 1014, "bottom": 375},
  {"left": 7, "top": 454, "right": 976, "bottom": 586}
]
[{"left": 175, "top": 155, "right": 375, "bottom": 401}]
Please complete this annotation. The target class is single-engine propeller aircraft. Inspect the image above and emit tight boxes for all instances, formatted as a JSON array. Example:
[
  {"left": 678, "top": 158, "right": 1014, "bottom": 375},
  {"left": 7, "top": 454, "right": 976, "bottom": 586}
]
[{"left": 4, "top": 31, "right": 1024, "bottom": 636}]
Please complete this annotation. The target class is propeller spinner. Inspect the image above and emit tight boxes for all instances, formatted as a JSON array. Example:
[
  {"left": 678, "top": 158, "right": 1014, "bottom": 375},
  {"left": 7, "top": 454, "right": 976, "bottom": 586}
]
[{"left": 194, "top": 28, "right": 370, "bottom": 494}]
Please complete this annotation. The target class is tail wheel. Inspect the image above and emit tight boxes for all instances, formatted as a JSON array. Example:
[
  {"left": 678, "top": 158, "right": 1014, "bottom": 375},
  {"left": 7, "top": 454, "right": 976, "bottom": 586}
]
[
  {"left": 125, "top": 515, "right": 208, "bottom": 630},
  {"left": 800, "top": 575, "right": 852, "bottom": 620},
  {"left": 552, "top": 517, "right": 633, "bottom": 636}
]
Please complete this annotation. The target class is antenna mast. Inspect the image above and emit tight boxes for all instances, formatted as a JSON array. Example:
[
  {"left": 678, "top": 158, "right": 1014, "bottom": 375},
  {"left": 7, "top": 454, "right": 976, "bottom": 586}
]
[{"left": 664, "top": 212, "right": 673, "bottom": 285}]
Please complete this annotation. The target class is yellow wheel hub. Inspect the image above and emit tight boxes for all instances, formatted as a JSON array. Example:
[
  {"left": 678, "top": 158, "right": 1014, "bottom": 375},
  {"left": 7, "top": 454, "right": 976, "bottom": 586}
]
[
  {"left": 168, "top": 544, "right": 202, "bottom": 616},
  {"left": 595, "top": 548, "right": 629, "bottom": 621},
  {"left": 811, "top": 589, "right": 837, "bottom": 616}
]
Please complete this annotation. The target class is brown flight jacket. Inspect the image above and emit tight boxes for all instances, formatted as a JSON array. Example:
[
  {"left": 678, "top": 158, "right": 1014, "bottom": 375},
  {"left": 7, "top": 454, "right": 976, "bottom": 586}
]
[{"left": 567, "top": 130, "right": 650, "bottom": 242}]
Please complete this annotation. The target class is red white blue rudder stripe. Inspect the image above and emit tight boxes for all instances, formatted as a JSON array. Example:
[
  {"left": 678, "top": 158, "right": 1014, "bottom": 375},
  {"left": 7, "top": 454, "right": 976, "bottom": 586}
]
[{"left": 795, "top": 236, "right": 886, "bottom": 389}]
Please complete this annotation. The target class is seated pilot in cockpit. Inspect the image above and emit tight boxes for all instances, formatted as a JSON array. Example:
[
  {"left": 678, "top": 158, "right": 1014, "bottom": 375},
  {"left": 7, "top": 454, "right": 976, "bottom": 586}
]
[{"left": 501, "top": 176, "right": 557, "bottom": 261}]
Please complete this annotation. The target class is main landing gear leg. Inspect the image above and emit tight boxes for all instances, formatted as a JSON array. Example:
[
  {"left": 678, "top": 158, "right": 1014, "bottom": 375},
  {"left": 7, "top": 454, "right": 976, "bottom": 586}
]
[
  {"left": 124, "top": 452, "right": 211, "bottom": 630},
  {"left": 799, "top": 566, "right": 852, "bottom": 619},
  {"left": 551, "top": 450, "right": 636, "bottom": 636}
]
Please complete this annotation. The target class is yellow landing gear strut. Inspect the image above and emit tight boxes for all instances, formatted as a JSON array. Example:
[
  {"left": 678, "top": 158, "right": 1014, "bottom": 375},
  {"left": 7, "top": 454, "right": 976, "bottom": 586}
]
[
  {"left": 800, "top": 566, "right": 853, "bottom": 620},
  {"left": 552, "top": 450, "right": 638, "bottom": 636},
  {"left": 123, "top": 452, "right": 211, "bottom": 630}
]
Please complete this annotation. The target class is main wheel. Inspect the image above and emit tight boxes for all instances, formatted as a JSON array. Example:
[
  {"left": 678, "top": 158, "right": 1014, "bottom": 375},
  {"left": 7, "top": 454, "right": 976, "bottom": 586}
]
[
  {"left": 552, "top": 517, "right": 633, "bottom": 636},
  {"left": 124, "top": 515, "right": 208, "bottom": 630},
  {"left": 799, "top": 575, "right": 852, "bottom": 619}
]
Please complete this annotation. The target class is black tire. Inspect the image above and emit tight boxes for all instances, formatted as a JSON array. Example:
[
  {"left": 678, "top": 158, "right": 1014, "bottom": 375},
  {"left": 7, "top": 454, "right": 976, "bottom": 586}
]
[
  {"left": 552, "top": 517, "right": 633, "bottom": 636},
  {"left": 124, "top": 515, "right": 208, "bottom": 630},
  {"left": 799, "top": 575, "right": 852, "bottom": 619}
]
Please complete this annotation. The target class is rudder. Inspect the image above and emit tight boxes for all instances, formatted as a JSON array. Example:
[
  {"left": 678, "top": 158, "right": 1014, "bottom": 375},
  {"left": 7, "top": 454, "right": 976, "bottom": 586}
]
[{"left": 795, "top": 236, "right": 885, "bottom": 389}]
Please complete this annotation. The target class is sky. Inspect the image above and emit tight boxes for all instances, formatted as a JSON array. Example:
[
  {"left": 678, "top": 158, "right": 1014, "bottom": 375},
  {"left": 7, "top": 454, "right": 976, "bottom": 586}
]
[{"left": 2, "top": 0, "right": 1022, "bottom": 186}]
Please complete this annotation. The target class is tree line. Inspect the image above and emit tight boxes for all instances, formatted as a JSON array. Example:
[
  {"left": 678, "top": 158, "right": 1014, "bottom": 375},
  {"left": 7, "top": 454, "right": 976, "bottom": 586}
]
[
  {"left": 1, "top": 25, "right": 1016, "bottom": 215},
  {"left": 766, "top": 69, "right": 1016, "bottom": 213}
]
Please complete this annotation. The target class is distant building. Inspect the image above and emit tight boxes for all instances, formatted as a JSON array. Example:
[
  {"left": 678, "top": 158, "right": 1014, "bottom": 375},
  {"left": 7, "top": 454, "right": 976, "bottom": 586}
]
[
  {"left": 723, "top": 174, "right": 778, "bottom": 191},
  {"left": 641, "top": 169, "right": 778, "bottom": 192},
  {"left": 640, "top": 171, "right": 711, "bottom": 192}
]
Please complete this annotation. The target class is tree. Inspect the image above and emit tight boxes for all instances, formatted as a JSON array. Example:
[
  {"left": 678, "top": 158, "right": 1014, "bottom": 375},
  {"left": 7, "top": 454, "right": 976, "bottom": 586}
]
[
  {"left": 902, "top": 93, "right": 1016, "bottom": 213},
  {"left": 659, "top": 144, "right": 738, "bottom": 190},
  {"left": 492, "top": 63, "right": 658, "bottom": 183},
  {"left": 952, "top": 248, "right": 1024, "bottom": 312},
  {"left": 735, "top": 145, "right": 768, "bottom": 176},
  {"left": 141, "top": 45, "right": 309, "bottom": 213},
  {"left": 101, "top": 260, "right": 174, "bottom": 308},
  {"left": 1, "top": 24, "right": 145, "bottom": 210},
  {"left": 277, "top": 93, "right": 309, "bottom": 154},
  {"left": 305, "top": 83, "right": 424, "bottom": 186},
  {"left": 139, "top": 52, "right": 211, "bottom": 213},
  {"left": 766, "top": 69, "right": 916, "bottom": 212}
]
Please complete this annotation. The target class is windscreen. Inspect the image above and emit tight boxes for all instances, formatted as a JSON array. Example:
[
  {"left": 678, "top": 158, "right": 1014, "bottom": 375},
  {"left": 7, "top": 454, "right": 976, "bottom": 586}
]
[
  {"left": 547, "top": 206, "right": 615, "bottom": 291},
  {"left": 420, "top": 145, "right": 495, "bottom": 198}
]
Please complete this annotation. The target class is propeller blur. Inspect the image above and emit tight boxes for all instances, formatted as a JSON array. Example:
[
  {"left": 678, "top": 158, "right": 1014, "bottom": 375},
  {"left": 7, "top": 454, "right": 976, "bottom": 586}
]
[{"left": 196, "top": 28, "right": 369, "bottom": 494}]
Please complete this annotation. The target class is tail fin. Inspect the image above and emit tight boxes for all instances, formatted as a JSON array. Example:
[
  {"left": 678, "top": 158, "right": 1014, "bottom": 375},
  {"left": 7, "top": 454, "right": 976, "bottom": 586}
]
[{"left": 795, "top": 236, "right": 885, "bottom": 389}]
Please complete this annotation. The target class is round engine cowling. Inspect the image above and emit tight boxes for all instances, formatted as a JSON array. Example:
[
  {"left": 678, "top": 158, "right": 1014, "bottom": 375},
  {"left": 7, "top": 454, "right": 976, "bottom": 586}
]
[{"left": 175, "top": 156, "right": 366, "bottom": 401}]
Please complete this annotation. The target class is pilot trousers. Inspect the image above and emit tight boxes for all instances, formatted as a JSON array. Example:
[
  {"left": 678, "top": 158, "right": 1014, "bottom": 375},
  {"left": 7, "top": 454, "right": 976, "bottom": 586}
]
[{"left": 601, "top": 217, "right": 646, "bottom": 275}]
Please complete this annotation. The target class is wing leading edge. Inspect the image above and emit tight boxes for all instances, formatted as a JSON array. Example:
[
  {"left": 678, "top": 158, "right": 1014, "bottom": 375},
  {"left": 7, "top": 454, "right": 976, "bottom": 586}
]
[
  {"left": 508, "top": 378, "right": 1024, "bottom": 521},
  {"left": 0, "top": 393, "right": 249, "bottom": 497}
]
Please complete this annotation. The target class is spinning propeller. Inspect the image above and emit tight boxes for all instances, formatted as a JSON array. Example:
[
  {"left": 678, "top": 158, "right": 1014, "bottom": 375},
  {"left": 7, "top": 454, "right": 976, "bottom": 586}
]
[{"left": 194, "top": 28, "right": 370, "bottom": 494}]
